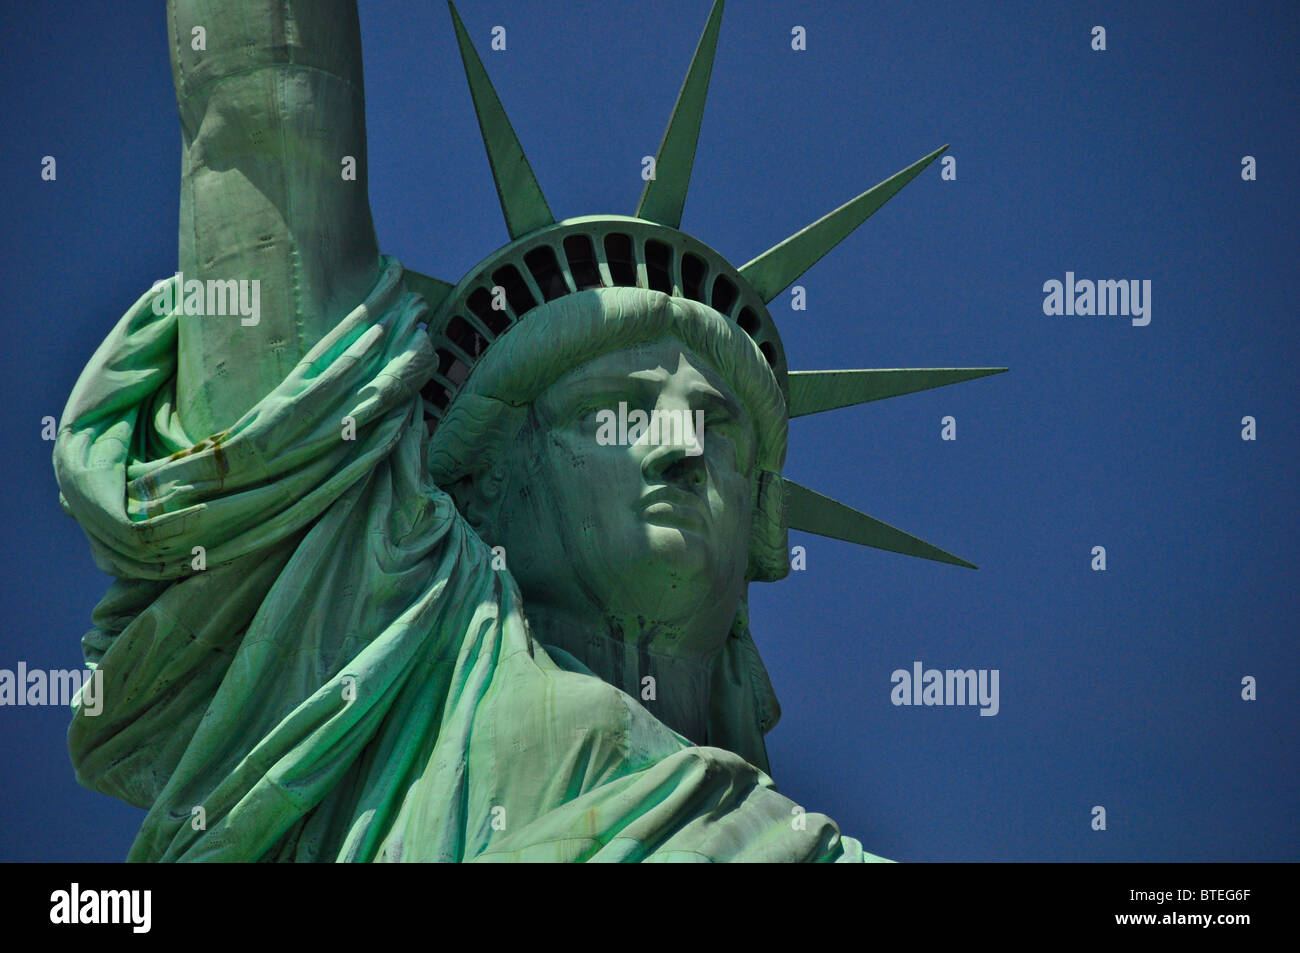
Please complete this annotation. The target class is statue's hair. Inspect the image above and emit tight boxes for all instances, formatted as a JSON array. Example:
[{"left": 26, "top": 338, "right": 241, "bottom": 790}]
[{"left": 426, "top": 286, "right": 790, "bottom": 582}]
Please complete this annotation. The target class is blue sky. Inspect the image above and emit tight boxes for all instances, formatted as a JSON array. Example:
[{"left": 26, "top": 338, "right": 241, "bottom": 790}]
[{"left": 1, "top": 0, "right": 1296, "bottom": 861}]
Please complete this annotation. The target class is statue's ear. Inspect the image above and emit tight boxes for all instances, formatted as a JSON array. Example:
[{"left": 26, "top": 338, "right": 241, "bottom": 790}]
[{"left": 747, "top": 468, "right": 789, "bottom": 583}]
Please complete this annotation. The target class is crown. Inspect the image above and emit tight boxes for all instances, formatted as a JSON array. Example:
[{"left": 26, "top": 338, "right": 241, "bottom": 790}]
[
  {"left": 408, "top": 0, "right": 1005, "bottom": 570},
  {"left": 417, "top": 214, "right": 789, "bottom": 424}
]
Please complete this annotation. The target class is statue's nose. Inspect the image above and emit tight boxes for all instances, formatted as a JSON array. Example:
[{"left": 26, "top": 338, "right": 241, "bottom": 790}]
[{"left": 642, "top": 437, "right": 707, "bottom": 490}]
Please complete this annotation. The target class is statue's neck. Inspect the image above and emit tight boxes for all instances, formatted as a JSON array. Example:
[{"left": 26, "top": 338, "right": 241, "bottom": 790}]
[{"left": 525, "top": 605, "right": 721, "bottom": 745}]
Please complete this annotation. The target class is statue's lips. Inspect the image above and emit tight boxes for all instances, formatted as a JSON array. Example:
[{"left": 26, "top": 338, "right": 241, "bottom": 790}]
[{"left": 637, "top": 487, "right": 708, "bottom": 533}]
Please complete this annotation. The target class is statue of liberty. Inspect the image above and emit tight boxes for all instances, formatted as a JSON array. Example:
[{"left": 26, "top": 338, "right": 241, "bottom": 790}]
[{"left": 53, "top": 0, "right": 1003, "bottom": 861}]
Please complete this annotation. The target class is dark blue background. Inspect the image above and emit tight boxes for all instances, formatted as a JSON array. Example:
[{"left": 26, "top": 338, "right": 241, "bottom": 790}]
[{"left": 1, "top": 0, "right": 1296, "bottom": 862}]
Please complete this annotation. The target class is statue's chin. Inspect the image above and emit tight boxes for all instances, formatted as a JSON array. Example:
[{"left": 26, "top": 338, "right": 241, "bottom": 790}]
[{"left": 584, "top": 534, "right": 735, "bottom": 623}]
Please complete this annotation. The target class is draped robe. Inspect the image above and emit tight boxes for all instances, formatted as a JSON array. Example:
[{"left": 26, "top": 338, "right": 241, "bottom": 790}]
[{"left": 53, "top": 259, "right": 886, "bottom": 862}]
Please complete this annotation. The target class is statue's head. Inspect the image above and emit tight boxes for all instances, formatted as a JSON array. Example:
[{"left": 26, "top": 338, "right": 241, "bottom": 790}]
[
  {"left": 422, "top": 216, "right": 793, "bottom": 659},
  {"left": 412, "top": 0, "right": 985, "bottom": 680}
]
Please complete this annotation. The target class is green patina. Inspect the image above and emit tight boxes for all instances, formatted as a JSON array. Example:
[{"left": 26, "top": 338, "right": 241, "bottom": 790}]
[{"left": 53, "top": 0, "right": 1002, "bottom": 862}]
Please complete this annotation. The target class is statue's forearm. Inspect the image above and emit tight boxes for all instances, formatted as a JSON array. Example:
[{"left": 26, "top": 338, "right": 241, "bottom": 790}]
[{"left": 169, "top": 0, "right": 381, "bottom": 437}]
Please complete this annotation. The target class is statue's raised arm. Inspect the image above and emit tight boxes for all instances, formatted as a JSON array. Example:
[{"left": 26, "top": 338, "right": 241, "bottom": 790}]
[{"left": 168, "top": 0, "right": 381, "bottom": 437}]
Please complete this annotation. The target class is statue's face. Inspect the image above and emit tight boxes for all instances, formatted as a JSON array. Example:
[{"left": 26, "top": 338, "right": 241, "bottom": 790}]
[{"left": 481, "top": 336, "right": 756, "bottom": 656}]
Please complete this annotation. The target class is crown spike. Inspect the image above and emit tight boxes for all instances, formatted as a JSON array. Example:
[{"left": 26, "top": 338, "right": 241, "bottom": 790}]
[
  {"left": 789, "top": 367, "right": 1007, "bottom": 418},
  {"left": 740, "top": 144, "right": 948, "bottom": 303},
  {"left": 784, "top": 479, "right": 977, "bottom": 569},
  {"left": 634, "top": 0, "right": 725, "bottom": 227},
  {"left": 448, "top": 2, "right": 555, "bottom": 239}
]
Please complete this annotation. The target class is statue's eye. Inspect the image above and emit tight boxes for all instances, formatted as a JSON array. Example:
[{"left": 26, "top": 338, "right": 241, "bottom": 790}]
[
  {"left": 704, "top": 406, "right": 746, "bottom": 437},
  {"left": 702, "top": 412, "right": 755, "bottom": 468},
  {"left": 573, "top": 401, "right": 615, "bottom": 428}
]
